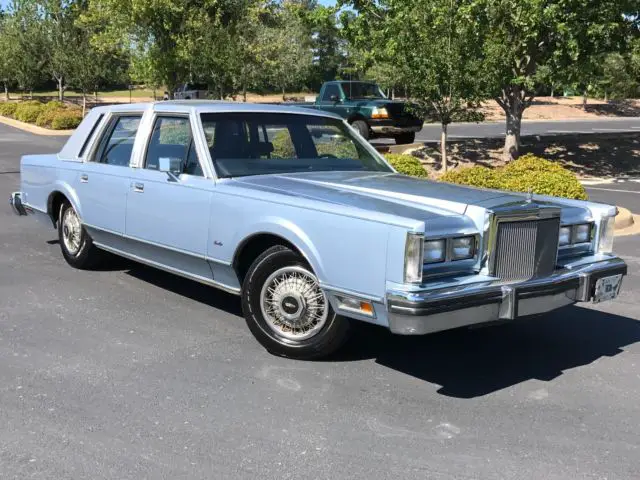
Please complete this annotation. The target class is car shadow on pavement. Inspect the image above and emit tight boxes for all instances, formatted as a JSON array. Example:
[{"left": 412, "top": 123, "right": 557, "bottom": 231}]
[
  {"left": 104, "top": 260, "right": 640, "bottom": 399},
  {"left": 124, "top": 262, "right": 243, "bottom": 317},
  {"left": 337, "top": 306, "right": 640, "bottom": 398}
]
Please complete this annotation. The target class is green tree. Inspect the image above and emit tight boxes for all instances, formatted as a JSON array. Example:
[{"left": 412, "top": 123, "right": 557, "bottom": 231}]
[
  {"left": 42, "top": 0, "right": 77, "bottom": 102},
  {"left": 4, "top": 1, "right": 47, "bottom": 97},
  {"left": 255, "top": 2, "right": 312, "bottom": 100},
  {"left": 476, "top": 0, "right": 633, "bottom": 160},
  {"left": 0, "top": 13, "right": 14, "bottom": 100},
  {"left": 344, "top": 0, "right": 485, "bottom": 171}
]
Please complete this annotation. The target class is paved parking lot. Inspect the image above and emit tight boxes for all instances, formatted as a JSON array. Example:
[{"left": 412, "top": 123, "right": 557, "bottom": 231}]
[{"left": 1, "top": 123, "right": 639, "bottom": 479}]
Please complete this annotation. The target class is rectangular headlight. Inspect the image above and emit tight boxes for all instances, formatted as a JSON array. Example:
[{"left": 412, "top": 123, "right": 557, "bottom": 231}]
[
  {"left": 559, "top": 226, "right": 572, "bottom": 246},
  {"left": 404, "top": 233, "right": 424, "bottom": 284},
  {"left": 423, "top": 239, "right": 446, "bottom": 264},
  {"left": 598, "top": 216, "right": 615, "bottom": 254},
  {"left": 573, "top": 223, "right": 592, "bottom": 244},
  {"left": 451, "top": 236, "right": 476, "bottom": 260}
]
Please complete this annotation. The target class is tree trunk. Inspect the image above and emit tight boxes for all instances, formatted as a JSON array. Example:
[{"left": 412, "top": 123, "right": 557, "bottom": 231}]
[
  {"left": 550, "top": 87, "right": 554, "bottom": 98},
  {"left": 440, "top": 123, "right": 448, "bottom": 173},
  {"left": 604, "top": 91, "right": 608, "bottom": 102},
  {"left": 82, "top": 93, "right": 86, "bottom": 118},
  {"left": 504, "top": 110, "right": 522, "bottom": 162},
  {"left": 242, "top": 82, "right": 247, "bottom": 102},
  {"left": 94, "top": 90, "right": 98, "bottom": 102},
  {"left": 282, "top": 86, "right": 286, "bottom": 102},
  {"left": 153, "top": 87, "right": 157, "bottom": 101},
  {"left": 57, "top": 77, "right": 64, "bottom": 102},
  {"left": 582, "top": 90, "right": 588, "bottom": 110},
  {"left": 4, "top": 83, "right": 8, "bottom": 101},
  {"left": 391, "top": 87, "right": 395, "bottom": 100}
]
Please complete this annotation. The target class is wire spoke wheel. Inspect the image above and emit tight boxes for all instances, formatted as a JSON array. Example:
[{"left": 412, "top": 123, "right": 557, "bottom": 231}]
[
  {"left": 61, "top": 207, "right": 82, "bottom": 255},
  {"left": 259, "top": 266, "right": 329, "bottom": 341}
]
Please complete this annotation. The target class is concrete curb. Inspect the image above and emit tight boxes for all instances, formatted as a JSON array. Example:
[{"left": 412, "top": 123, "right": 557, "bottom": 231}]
[{"left": 0, "top": 115, "right": 74, "bottom": 136}]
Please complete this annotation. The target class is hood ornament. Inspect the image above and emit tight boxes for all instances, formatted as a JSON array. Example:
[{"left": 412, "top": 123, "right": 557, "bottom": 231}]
[{"left": 525, "top": 188, "right": 533, "bottom": 204}]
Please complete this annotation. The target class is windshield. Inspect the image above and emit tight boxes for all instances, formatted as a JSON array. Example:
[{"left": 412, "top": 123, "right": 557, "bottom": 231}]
[
  {"left": 200, "top": 112, "right": 393, "bottom": 178},
  {"left": 340, "top": 82, "right": 386, "bottom": 100}
]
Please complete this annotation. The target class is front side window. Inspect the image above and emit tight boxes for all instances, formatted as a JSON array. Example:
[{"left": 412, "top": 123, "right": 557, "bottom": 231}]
[
  {"left": 200, "top": 112, "right": 392, "bottom": 178},
  {"left": 145, "top": 116, "right": 203, "bottom": 176},
  {"left": 93, "top": 115, "right": 141, "bottom": 166}
]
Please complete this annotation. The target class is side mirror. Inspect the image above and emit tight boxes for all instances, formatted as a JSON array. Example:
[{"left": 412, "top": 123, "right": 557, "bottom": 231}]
[
  {"left": 158, "top": 156, "right": 183, "bottom": 182},
  {"left": 330, "top": 94, "right": 340, "bottom": 103}
]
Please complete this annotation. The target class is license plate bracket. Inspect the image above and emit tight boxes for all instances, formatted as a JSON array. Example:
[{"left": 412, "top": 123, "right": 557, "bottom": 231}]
[{"left": 593, "top": 274, "right": 623, "bottom": 303}]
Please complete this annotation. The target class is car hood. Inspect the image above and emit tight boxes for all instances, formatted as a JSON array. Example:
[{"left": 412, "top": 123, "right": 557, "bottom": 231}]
[{"left": 232, "top": 171, "right": 530, "bottom": 220}]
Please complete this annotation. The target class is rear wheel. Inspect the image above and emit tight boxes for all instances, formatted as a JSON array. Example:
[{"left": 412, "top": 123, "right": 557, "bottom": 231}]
[
  {"left": 57, "top": 200, "right": 102, "bottom": 269},
  {"left": 242, "top": 245, "right": 350, "bottom": 359},
  {"left": 350, "top": 119, "right": 370, "bottom": 141},
  {"left": 395, "top": 132, "right": 416, "bottom": 144}
]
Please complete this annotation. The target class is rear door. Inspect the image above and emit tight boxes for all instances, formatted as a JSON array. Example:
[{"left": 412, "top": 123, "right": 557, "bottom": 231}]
[{"left": 75, "top": 114, "right": 143, "bottom": 234}]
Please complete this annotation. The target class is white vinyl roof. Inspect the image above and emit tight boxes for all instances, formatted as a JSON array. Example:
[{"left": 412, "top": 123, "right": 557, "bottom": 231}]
[{"left": 91, "top": 100, "right": 343, "bottom": 121}]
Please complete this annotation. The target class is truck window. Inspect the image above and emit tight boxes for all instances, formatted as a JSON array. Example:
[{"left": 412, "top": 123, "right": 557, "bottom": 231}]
[
  {"left": 321, "top": 84, "right": 341, "bottom": 102},
  {"left": 341, "top": 82, "right": 385, "bottom": 100}
]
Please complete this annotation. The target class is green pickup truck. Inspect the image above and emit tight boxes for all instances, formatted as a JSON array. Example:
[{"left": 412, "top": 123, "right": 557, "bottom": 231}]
[{"left": 296, "top": 81, "right": 423, "bottom": 144}]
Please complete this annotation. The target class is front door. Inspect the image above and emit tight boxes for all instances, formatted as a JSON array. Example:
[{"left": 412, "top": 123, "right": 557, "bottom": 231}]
[
  {"left": 75, "top": 114, "right": 143, "bottom": 234},
  {"left": 125, "top": 115, "right": 213, "bottom": 280}
]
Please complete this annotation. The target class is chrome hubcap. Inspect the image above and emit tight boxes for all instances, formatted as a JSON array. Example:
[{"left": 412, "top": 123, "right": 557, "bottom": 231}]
[
  {"left": 260, "top": 266, "right": 329, "bottom": 340},
  {"left": 61, "top": 207, "right": 82, "bottom": 255}
]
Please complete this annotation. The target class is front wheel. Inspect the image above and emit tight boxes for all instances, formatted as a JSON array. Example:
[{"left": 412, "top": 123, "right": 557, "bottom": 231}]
[
  {"left": 58, "top": 201, "right": 102, "bottom": 269},
  {"left": 242, "top": 246, "right": 351, "bottom": 359},
  {"left": 395, "top": 132, "right": 416, "bottom": 144},
  {"left": 350, "top": 119, "right": 370, "bottom": 141}
]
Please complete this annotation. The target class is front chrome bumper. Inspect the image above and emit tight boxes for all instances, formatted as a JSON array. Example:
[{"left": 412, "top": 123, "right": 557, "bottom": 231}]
[
  {"left": 386, "top": 258, "right": 627, "bottom": 335},
  {"left": 9, "top": 192, "right": 28, "bottom": 216}
]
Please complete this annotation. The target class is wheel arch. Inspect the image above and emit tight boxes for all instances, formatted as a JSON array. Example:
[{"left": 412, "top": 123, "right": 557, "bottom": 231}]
[
  {"left": 232, "top": 227, "right": 324, "bottom": 286},
  {"left": 347, "top": 113, "right": 368, "bottom": 125},
  {"left": 47, "top": 186, "right": 82, "bottom": 228}
]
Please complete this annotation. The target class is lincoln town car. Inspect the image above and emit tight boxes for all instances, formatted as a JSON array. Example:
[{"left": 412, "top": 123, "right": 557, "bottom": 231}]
[{"left": 10, "top": 102, "right": 627, "bottom": 358}]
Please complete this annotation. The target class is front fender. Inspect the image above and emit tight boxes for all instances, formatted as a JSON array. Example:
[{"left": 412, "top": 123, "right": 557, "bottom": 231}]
[{"left": 232, "top": 217, "right": 326, "bottom": 282}]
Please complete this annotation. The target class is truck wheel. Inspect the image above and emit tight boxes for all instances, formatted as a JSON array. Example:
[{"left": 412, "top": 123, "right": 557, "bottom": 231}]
[
  {"left": 395, "top": 132, "right": 416, "bottom": 145},
  {"left": 242, "top": 245, "right": 351, "bottom": 359},
  {"left": 58, "top": 200, "right": 102, "bottom": 269},
  {"left": 351, "top": 120, "right": 370, "bottom": 141}
]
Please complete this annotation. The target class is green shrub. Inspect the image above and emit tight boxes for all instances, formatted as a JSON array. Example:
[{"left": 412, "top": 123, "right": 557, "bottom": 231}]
[
  {"left": 500, "top": 155, "right": 588, "bottom": 200},
  {"left": 441, "top": 154, "right": 587, "bottom": 200},
  {"left": 384, "top": 153, "right": 428, "bottom": 178},
  {"left": 0, "top": 102, "right": 18, "bottom": 117},
  {"left": 43, "top": 100, "right": 65, "bottom": 111},
  {"left": 51, "top": 110, "right": 82, "bottom": 130},
  {"left": 14, "top": 103, "right": 44, "bottom": 123},
  {"left": 35, "top": 108, "right": 59, "bottom": 127},
  {"left": 440, "top": 165, "right": 502, "bottom": 189}
]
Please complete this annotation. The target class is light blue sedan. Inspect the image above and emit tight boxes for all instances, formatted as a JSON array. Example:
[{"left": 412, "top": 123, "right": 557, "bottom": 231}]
[{"left": 10, "top": 101, "right": 627, "bottom": 358}]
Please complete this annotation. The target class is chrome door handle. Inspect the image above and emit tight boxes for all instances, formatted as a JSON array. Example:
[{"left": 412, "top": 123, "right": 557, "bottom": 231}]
[
  {"left": 133, "top": 182, "right": 144, "bottom": 193},
  {"left": 80, "top": 174, "right": 89, "bottom": 183}
]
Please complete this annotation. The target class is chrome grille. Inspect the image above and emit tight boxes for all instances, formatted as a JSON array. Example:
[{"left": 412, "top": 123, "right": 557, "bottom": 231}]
[{"left": 493, "top": 218, "right": 560, "bottom": 281}]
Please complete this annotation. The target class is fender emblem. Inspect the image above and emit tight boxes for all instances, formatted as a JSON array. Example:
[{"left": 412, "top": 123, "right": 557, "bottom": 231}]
[{"left": 213, "top": 241, "right": 223, "bottom": 246}]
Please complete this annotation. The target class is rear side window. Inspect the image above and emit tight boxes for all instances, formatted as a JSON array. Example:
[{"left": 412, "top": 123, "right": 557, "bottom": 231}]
[
  {"left": 93, "top": 115, "right": 141, "bottom": 166},
  {"left": 78, "top": 114, "right": 104, "bottom": 158}
]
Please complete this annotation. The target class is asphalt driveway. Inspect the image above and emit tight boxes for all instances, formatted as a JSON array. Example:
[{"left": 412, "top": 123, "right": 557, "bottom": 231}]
[{"left": 0, "top": 123, "right": 639, "bottom": 479}]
